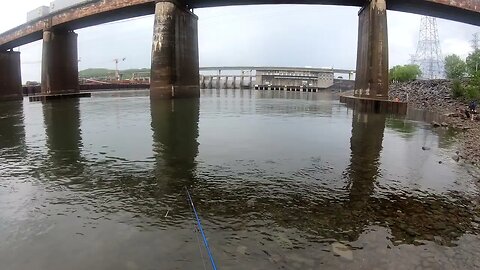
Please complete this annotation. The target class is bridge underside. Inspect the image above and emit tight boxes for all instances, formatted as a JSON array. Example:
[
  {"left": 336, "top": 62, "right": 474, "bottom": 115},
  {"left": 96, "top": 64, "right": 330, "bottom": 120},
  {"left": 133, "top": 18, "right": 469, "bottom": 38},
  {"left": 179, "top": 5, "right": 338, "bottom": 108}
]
[
  {"left": 0, "top": 0, "right": 479, "bottom": 51},
  {"left": 0, "top": 0, "right": 478, "bottom": 100}
]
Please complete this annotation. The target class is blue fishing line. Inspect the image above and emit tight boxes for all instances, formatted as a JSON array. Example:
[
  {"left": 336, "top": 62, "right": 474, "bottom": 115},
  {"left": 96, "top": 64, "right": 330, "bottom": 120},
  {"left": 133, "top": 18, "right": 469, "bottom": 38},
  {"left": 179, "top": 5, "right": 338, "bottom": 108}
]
[{"left": 186, "top": 188, "right": 218, "bottom": 270}]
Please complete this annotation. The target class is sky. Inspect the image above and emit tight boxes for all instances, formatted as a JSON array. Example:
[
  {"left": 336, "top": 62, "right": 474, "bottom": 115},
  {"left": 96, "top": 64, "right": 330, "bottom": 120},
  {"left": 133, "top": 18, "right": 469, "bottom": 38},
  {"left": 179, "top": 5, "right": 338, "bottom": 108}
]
[{"left": 1, "top": 1, "right": 479, "bottom": 82}]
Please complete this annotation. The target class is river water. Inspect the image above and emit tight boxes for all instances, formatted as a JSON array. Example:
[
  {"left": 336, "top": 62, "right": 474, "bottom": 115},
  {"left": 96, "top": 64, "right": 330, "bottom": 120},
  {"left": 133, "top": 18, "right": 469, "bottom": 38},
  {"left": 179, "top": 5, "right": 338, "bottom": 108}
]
[{"left": 0, "top": 89, "right": 479, "bottom": 269}]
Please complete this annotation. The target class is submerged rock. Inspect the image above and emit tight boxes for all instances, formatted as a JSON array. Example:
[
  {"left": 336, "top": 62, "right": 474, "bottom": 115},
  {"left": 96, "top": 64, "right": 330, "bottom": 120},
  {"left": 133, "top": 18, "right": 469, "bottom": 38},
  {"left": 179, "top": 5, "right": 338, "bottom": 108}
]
[
  {"left": 331, "top": 242, "right": 353, "bottom": 261},
  {"left": 236, "top": 245, "right": 248, "bottom": 255}
]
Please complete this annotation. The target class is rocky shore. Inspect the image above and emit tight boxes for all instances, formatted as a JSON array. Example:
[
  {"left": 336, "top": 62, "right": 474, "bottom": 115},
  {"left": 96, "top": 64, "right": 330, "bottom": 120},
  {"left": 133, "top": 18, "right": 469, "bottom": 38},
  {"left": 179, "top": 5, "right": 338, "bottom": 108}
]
[{"left": 389, "top": 80, "right": 480, "bottom": 166}]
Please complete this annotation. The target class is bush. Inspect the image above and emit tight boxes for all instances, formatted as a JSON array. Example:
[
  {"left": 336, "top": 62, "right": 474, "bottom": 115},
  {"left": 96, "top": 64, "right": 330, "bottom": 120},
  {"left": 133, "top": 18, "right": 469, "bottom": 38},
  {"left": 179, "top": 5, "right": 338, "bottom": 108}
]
[
  {"left": 451, "top": 79, "right": 464, "bottom": 98},
  {"left": 444, "top": 54, "right": 466, "bottom": 79},
  {"left": 464, "top": 85, "right": 480, "bottom": 100},
  {"left": 466, "top": 50, "right": 480, "bottom": 76},
  {"left": 389, "top": 65, "right": 422, "bottom": 82},
  {"left": 451, "top": 73, "right": 480, "bottom": 100}
]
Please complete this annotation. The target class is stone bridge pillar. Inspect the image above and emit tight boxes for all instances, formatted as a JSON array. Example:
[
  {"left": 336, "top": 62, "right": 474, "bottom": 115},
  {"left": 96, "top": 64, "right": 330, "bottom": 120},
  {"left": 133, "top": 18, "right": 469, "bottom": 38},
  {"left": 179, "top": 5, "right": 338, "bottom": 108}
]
[
  {"left": 0, "top": 51, "right": 22, "bottom": 101},
  {"left": 354, "top": 0, "right": 389, "bottom": 99},
  {"left": 41, "top": 30, "right": 79, "bottom": 94},
  {"left": 151, "top": 1, "right": 199, "bottom": 99}
]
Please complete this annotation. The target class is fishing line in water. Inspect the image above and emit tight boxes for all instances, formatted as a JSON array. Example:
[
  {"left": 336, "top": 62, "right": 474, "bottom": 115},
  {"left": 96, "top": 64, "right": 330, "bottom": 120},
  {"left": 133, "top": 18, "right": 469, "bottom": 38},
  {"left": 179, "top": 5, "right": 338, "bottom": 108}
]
[
  {"left": 185, "top": 187, "right": 218, "bottom": 270},
  {"left": 192, "top": 215, "right": 208, "bottom": 270},
  {"left": 186, "top": 193, "right": 208, "bottom": 270}
]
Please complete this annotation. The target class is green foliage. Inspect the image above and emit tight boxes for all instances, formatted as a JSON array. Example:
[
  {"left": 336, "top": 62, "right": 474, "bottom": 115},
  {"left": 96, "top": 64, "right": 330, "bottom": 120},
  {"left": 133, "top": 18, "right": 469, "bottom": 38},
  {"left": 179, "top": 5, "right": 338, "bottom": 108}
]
[
  {"left": 389, "top": 65, "right": 422, "bottom": 82},
  {"left": 79, "top": 68, "right": 150, "bottom": 79},
  {"left": 450, "top": 73, "right": 480, "bottom": 100},
  {"left": 444, "top": 54, "right": 466, "bottom": 79},
  {"left": 464, "top": 84, "right": 480, "bottom": 100},
  {"left": 466, "top": 49, "right": 480, "bottom": 76},
  {"left": 451, "top": 79, "right": 464, "bottom": 98},
  {"left": 79, "top": 68, "right": 114, "bottom": 78},
  {"left": 465, "top": 72, "right": 480, "bottom": 99}
]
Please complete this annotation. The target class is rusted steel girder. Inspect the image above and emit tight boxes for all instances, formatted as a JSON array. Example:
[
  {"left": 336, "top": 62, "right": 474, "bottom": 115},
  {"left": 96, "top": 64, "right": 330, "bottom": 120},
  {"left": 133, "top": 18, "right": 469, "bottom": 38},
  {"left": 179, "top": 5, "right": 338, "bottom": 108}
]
[
  {"left": 428, "top": 0, "right": 480, "bottom": 13},
  {"left": 0, "top": 0, "right": 156, "bottom": 50}
]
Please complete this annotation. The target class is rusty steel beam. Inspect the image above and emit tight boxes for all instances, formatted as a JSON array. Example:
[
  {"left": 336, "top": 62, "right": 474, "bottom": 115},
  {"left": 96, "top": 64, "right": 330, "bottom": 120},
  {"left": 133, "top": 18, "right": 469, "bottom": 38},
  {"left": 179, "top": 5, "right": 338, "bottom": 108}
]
[
  {"left": 387, "top": 0, "right": 480, "bottom": 26},
  {"left": 427, "top": 0, "right": 480, "bottom": 13},
  {"left": 0, "top": 0, "right": 156, "bottom": 50}
]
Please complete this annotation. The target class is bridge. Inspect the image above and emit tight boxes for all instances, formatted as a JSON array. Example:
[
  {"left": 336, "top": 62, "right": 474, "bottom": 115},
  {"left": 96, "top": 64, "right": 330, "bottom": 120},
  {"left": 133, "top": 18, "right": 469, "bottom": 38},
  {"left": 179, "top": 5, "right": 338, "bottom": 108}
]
[{"left": 0, "top": 0, "right": 479, "bottom": 101}]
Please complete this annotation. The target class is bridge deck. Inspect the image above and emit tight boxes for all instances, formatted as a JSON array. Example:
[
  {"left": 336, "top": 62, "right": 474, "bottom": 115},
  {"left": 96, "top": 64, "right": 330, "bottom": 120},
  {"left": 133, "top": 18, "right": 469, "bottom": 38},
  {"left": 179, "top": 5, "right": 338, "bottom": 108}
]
[{"left": 0, "top": 0, "right": 479, "bottom": 50}]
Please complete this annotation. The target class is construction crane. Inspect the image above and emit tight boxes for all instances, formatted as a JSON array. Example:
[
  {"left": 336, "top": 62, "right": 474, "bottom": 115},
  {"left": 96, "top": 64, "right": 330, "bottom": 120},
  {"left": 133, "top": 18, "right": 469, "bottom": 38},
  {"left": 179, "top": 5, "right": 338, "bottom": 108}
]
[{"left": 113, "top": 58, "right": 126, "bottom": 81}]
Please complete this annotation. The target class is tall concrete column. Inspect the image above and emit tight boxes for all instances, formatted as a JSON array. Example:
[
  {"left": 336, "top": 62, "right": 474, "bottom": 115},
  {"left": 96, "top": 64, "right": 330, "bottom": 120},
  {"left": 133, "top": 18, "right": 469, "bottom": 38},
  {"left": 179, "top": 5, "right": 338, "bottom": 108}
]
[
  {"left": 41, "top": 30, "right": 79, "bottom": 94},
  {"left": 151, "top": 1, "right": 199, "bottom": 99},
  {"left": 354, "top": 0, "right": 389, "bottom": 99},
  {"left": 0, "top": 51, "right": 22, "bottom": 101}
]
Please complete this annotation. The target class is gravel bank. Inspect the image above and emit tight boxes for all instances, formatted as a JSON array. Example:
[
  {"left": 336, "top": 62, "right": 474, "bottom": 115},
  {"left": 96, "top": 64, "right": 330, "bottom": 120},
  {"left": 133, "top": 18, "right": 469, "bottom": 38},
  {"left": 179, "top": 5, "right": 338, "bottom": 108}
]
[{"left": 389, "top": 80, "right": 480, "bottom": 166}]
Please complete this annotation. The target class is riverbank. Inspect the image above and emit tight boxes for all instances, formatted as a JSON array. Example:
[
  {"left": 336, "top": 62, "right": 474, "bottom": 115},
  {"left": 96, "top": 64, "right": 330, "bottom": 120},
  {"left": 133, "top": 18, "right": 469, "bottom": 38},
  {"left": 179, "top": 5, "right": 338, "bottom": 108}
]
[{"left": 389, "top": 80, "right": 480, "bottom": 166}]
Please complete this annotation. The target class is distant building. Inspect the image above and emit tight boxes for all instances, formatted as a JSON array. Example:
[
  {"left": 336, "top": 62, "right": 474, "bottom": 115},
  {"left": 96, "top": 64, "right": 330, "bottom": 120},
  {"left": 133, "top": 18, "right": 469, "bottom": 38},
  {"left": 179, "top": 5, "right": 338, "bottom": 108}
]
[{"left": 255, "top": 68, "right": 334, "bottom": 90}]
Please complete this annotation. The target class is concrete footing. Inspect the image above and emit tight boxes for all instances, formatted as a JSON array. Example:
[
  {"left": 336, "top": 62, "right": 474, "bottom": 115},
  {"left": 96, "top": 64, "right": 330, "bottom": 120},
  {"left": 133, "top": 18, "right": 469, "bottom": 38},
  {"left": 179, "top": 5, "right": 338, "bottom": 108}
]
[
  {"left": 340, "top": 95, "right": 407, "bottom": 114},
  {"left": 150, "top": 1, "right": 199, "bottom": 99},
  {"left": 41, "top": 30, "right": 79, "bottom": 95},
  {"left": 0, "top": 51, "right": 22, "bottom": 101}
]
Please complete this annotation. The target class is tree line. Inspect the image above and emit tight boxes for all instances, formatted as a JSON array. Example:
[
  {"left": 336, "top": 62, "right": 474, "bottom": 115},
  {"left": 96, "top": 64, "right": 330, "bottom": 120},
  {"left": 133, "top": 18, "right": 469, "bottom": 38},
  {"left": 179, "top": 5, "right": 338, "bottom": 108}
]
[
  {"left": 388, "top": 35, "right": 480, "bottom": 100},
  {"left": 444, "top": 48, "right": 480, "bottom": 100}
]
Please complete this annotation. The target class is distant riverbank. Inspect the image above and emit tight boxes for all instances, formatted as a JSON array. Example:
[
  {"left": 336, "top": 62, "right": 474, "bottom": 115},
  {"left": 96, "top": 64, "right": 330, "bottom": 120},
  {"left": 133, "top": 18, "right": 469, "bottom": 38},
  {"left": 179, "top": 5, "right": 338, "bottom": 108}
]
[{"left": 390, "top": 80, "right": 480, "bottom": 167}]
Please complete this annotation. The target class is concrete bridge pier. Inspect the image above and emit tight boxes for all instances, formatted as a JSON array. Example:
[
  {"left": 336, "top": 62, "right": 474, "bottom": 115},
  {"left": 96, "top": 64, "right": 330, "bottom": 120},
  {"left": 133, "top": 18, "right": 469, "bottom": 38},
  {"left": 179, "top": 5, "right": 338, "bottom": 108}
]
[
  {"left": 354, "top": 0, "right": 388, "bottom": 99},
  {"left": 208, "top": 77, "right": 213, "bottom": 89},
  {"left": 41, "top": 30, "right": 79, "bottom": 95},
  {"left": 150, "top": 1, "right": 200, "bottom": 99},
  {"left": 0, "top": 51, "right": 22, "bottom": 101}
]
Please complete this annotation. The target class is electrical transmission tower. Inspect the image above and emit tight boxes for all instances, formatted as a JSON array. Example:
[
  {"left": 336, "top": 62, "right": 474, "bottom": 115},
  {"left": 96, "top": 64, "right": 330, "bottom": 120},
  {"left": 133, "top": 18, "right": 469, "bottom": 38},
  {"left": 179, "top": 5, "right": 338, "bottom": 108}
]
[
  {"left": 472, "top": 33, "right": 479, "bottom": 51},
  {"left": 412, "top": 16, "right": 443, "bottom": 79}
]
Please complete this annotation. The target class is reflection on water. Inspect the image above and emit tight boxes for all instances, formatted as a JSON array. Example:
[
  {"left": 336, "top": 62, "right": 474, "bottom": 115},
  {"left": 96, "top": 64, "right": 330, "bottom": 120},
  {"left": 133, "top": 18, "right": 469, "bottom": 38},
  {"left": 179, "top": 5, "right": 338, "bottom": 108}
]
[
  {"left": 0, "top": 89, "right": 479, "bottom": 269},
  {"left": 151, "top": 99, "right": 199, "bottom": 186},
  {"left": 43, "top": 100, "right": 83, "bottom": 177},
  {"left": 0, "top": 101, "right": 25, "bottom": 154}
]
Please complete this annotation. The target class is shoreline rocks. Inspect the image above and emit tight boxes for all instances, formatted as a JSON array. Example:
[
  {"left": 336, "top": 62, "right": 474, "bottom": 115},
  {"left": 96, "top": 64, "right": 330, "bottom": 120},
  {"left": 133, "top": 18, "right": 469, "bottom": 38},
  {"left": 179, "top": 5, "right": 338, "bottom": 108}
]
[{"left": 389, "top": 80, "right": 480, "bottom": 167}]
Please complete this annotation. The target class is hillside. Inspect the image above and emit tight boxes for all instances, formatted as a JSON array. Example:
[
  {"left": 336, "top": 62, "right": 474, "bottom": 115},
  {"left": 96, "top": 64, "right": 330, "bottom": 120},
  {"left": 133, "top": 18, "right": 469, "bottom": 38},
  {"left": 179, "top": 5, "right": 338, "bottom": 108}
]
[{"left": 79, "top": 68, "right": 150, "bottom": 79}]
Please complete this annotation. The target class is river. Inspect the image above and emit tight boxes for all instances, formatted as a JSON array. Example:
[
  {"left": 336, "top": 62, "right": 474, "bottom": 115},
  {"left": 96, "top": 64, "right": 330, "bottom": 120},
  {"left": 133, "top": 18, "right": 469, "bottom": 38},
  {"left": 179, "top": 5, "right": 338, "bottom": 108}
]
[{"left": 0, "top": 89, "right": 479, "bottom": 269}]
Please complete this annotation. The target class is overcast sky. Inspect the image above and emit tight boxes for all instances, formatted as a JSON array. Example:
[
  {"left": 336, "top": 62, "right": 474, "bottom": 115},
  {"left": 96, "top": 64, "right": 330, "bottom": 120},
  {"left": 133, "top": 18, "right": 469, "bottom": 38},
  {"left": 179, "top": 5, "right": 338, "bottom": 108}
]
[{"left": 1, "top": 1, "right": 478, "bottom": 82}]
